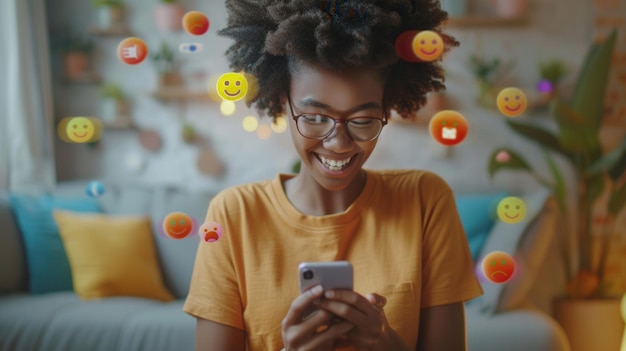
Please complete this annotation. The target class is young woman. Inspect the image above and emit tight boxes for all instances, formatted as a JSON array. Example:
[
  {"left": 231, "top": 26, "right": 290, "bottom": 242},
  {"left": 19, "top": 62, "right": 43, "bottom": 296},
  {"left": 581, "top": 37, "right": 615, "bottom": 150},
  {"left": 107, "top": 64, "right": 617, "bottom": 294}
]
[{"left": 183, "top": 1, "right": 483, "bottom": 350}]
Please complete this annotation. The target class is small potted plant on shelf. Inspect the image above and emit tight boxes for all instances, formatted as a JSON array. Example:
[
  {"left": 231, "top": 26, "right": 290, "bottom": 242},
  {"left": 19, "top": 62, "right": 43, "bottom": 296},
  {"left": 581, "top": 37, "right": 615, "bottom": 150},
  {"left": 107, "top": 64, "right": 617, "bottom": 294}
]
[
  {"left": 58, "top": 33, "right": 96, "bottom": 81},
  {"left": 467, "top": 54, "right": 513, "bottom": 109},
  {"left": 92, "top": 0, "right": 125, "bottom": 29},
  {"left": 536, "top": 59, "right": 569, "bottom": 104},
  {"left": 491, "top": 0, "right": 528, "bottom": 18},
  {"left": 487, "top": 29, "right": 625, "bottom": 350},
  {"left": 150, "top": 41, "right": 182, "bottom": 87},
  {"left": 154, "top": 0, "right": 185, "bottom": 31},
  {"left": 98, "top": 82, "right": 131, "bottom": 126}
]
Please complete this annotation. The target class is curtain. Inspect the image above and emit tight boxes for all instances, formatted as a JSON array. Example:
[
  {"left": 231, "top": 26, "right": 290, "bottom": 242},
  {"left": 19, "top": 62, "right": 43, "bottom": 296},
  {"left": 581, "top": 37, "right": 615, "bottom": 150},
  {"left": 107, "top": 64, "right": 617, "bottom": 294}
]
[{"left": 0, "top": 0, "right": 56, "bottom": 190}]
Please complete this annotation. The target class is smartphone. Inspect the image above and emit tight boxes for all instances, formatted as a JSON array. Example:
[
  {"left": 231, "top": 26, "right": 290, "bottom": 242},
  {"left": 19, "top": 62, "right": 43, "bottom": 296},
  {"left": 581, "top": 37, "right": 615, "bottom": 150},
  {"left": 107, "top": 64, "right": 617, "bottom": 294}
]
[{"left": 298, "top": 261, "right": 354, "bottom": 293}]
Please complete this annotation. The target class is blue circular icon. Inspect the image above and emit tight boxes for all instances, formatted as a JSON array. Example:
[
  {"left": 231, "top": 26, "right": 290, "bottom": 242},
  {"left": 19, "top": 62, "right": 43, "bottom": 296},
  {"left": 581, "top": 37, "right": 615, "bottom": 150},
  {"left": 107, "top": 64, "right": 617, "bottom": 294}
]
[{"left": 86, "top": 181, "right": 105, "bottom": 197}]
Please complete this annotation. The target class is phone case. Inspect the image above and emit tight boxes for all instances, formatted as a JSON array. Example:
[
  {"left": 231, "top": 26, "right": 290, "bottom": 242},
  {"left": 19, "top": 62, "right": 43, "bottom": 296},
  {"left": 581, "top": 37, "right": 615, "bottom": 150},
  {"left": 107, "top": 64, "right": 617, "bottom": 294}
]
[{"left": 298, "top": 261, "right": 353, "bottom": 293}]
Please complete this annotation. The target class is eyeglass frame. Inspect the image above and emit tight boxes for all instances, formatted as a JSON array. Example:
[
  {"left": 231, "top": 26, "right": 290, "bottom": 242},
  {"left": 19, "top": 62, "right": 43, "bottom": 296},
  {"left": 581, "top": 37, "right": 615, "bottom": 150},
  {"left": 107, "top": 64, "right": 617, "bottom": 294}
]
[{"left": 287, "top": 93, "right": 388, "bottom": 142}]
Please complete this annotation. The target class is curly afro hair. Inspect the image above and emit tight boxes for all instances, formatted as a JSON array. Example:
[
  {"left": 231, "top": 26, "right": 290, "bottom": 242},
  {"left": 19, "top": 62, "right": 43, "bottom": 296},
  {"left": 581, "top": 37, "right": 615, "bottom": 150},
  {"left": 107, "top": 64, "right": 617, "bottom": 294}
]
[{"left": 218, "top": 0, "right": 457, "bottom": 121}]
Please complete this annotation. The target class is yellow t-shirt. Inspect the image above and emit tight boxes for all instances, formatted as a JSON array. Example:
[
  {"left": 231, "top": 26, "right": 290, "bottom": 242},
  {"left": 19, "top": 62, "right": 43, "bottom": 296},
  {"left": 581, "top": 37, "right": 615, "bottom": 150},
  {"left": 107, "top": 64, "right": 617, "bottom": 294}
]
[{"left": 183, "top": 169, "right": 483, "bottom": 350}]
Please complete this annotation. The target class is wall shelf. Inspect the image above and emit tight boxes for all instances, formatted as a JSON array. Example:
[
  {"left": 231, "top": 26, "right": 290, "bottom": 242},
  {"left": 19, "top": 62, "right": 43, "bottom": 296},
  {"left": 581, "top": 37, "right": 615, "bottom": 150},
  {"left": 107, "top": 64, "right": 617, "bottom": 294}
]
[
  {"left": 446, "top": 15, "right": 529, "bottom": 27},
  {"left": 149, "top": 86, "right": 213, "bottom": 102},
  {"left": 88, "top": 25, "right": 132, "bottom": 36},
  {"left": 63, "top": 71, "right": 102, "bottom": 84}
]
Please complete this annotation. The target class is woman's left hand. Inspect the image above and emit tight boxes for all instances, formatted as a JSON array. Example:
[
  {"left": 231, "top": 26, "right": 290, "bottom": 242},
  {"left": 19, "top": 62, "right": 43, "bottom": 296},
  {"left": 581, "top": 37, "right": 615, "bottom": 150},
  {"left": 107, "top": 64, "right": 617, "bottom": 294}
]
[{"left": 314, "top": 290, "right": 392, "bottom": 350}]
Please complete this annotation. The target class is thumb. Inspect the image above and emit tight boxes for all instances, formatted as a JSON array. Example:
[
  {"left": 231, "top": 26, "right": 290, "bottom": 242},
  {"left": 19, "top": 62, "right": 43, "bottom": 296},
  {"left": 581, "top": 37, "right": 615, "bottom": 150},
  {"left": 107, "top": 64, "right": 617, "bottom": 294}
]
[{"left": 366, "top": 293, "right": 387, "bottom": 308}]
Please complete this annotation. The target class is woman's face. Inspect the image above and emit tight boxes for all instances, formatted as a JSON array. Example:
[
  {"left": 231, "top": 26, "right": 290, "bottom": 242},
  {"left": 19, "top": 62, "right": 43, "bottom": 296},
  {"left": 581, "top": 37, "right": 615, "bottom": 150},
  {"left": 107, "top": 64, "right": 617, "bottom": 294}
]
[{"left": 287, "top": 63, "right": 386, "bottom": 192}]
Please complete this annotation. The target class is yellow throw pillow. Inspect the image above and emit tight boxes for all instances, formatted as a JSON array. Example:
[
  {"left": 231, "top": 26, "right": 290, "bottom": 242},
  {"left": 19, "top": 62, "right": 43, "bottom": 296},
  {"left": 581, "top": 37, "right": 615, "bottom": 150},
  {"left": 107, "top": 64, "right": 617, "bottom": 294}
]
[{"left": 53, "top": 210, "right": 174, "bottom": 301}]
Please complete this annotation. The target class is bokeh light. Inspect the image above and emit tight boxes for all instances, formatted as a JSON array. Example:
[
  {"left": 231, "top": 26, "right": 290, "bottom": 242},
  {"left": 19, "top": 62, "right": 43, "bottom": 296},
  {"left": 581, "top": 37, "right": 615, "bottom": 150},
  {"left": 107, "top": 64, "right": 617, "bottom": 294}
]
[
  {"left": 220, "top": 100, "right": 236, "bottom": 116},
  {"left": 256, "top": 124, "right": 272, "bottom": 140},
  {"left": 242, "top": 115, "right": 259, "bottom": 132},
  {"left": 270, "top": 116, "right": 288, "bottom": 133}
]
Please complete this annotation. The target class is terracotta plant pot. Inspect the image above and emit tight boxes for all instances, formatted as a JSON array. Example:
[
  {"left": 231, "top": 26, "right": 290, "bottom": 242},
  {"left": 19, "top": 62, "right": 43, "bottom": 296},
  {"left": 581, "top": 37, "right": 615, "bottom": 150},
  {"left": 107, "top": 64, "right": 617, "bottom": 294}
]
[
  {"left": 63, "top": 52, "right": 89, "bottom": 80},
  {"left": 158, "top": 72, "right": 183, "bottom": 87},
  {"left": 554, "top": 298, "right": 624, "bottom": 351},
  {"left": 491, "top": 0, "right": 528, "bottom": 18},
  {"left": 154, "top": 3, "right": 185, "bottom": 31}
]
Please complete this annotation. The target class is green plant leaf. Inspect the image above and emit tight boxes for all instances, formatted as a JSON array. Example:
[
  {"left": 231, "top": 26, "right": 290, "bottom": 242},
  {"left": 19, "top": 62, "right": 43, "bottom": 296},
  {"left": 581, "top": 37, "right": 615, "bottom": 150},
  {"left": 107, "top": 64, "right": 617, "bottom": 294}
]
[
  {"left": 488, "top": 148, "right": 533, "bottom": 178},
  {"left": 586, "top": 174, "right": 605, "bottom": 204},
  {"left": 586, "top": 136, "right": 626, "bottom": 177},
  {"left": 570, "top": 29, "right": 618, "bottom": 131},
  {"left": 543, "top": 149, "right": 567, "bottom": 212},
  {"left": 551, "top": 98, "right": 602, "bottom": 152},
  {"left": 505, "top": 120, "right": 571, "bottom": 160},
  {"left": 608, "top": 182, "right": 626, "bottom": 217}
]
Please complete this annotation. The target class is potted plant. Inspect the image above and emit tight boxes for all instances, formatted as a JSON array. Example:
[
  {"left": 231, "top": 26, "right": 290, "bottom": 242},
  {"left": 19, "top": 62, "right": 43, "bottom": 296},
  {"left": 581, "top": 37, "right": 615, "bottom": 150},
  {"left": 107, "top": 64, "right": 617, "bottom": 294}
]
[
  {"left": 92, "top": 0, "right": 125, "bottom": 29},
  {"left": 487, "top": 29, "right": 625, "bottom": 350},
  {"left": 98, "top": 83, "right": 131, "bottom": 126},
  {"left": 467, "top": 54, "right": 513, "bottom": 109},
  {"left": 154, "top": 0, "right": 185, "bottom": 31},
  {"left": 491, "top": 0, "right": 528, "bottom": 18},
  {"left": 58, "top": 33, "right": 95, "bottom": 80},
  {"left": 536, "top": 59, "right": 569, "bottom": 104},
  {"left": 150, "top": 41, "right": 182, "bottom": 87}
]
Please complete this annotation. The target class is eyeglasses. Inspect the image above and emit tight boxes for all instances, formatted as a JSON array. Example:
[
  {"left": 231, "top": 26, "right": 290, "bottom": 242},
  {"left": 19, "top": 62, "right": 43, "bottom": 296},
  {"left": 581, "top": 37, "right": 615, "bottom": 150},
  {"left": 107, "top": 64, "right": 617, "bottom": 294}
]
[{"left": 287, "top": 94, "right": 388, "bottom": 142}]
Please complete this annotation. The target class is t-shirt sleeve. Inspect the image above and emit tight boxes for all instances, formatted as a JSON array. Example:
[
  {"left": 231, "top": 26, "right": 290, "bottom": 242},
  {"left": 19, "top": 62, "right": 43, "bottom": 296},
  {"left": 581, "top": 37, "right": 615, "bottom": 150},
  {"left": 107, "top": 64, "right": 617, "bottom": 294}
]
[
  {"left": 419, "top": 174, "right": 484, "bottom": 308},
  {"left": 182, "top": 190, "right": 245, "bottom": 331}
]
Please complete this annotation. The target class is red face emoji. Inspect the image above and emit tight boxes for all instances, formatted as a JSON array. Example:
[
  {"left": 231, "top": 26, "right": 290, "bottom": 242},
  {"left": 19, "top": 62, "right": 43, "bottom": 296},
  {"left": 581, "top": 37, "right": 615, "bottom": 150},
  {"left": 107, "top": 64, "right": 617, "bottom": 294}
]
[
  {"left": 162, "top": 212, "right": 193, "bottom": 240},
  {"left": 429, "top": 110, "right": 468, "bottom": 146},
  {"left": 199, "top": 221, "right": 223, "bottom": 243},
  {"left": 183, "top": 11, "right": 210, "bottom": 36},
  {"left": 481, "top": 251, "right": 515, "bottom": 284}
]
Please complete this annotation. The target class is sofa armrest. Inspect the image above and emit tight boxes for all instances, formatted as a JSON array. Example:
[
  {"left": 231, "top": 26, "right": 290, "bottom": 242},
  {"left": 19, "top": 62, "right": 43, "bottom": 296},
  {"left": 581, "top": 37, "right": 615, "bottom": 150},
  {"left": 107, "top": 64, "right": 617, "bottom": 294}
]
[
  {"left": 466, "top": 308, "right": 571, "bottom": 351},
  {"left": 0, "top": 192, "right": 27, "bottom": 294}
]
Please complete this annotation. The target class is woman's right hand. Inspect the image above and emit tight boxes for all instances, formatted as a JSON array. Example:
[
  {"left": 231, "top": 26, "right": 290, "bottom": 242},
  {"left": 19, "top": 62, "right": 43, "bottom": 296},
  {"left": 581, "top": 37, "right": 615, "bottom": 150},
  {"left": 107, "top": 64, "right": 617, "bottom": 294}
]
[{"left": 282, "top": 285, "right": 355, "bottom": 351}]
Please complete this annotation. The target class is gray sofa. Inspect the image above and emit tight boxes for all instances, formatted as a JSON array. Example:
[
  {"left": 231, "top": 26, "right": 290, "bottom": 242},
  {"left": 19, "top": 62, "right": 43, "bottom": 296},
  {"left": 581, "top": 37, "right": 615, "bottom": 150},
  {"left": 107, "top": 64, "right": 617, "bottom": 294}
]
[{"left": 0, "top": 180, "right": 570, "bottom": 351}]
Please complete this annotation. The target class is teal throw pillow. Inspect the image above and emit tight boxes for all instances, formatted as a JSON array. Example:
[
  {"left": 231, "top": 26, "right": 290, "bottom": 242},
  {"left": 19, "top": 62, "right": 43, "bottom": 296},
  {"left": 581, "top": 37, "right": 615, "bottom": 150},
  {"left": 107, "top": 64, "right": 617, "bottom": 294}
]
[
  {"left": 455, "top": 192, "right": 508, "bottom": 262},
  {"left": 10, "top": 194, "right": 102, "bottom": 294}
]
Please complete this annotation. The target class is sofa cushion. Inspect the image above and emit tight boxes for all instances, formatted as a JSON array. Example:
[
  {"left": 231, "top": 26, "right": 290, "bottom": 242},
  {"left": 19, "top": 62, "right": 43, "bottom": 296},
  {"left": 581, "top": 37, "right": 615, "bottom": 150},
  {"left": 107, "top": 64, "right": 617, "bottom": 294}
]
[
  {"left": 471, "top": 187, "right": 553, "bottom": 314},
  {"left": 0, "top": 292, "right": 195, "bottom": 351},
  {"left": 455, "top": 192, "right": 507, "bottom": 261},
  {"left": 54, "top": 210, "right": 174, "bottom": 302},
  {"left": 9, "top": 193, "right": 102, "bottom": 294},
  {"left": 149, "top": 187, "right": 215, "bottom": 299}
]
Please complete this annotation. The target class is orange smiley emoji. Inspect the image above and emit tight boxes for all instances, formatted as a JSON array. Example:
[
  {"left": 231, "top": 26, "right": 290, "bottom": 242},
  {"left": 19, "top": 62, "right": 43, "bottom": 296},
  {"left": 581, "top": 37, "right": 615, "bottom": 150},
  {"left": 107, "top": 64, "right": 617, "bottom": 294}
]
[
  {"left": 429, "top": 110, "right": 468, "bottom": 146},
  {"left": 162, "top": 212, "right": 193, "bottom": 240},
  {"left": 481, "top": 251, "right": 515, "bottom": 284},
  {"left": 411, "top": 30, "right": 444, "bottom": 62},
  {"left": 496, "top": 87, "right": 527, "bottom": 117}
]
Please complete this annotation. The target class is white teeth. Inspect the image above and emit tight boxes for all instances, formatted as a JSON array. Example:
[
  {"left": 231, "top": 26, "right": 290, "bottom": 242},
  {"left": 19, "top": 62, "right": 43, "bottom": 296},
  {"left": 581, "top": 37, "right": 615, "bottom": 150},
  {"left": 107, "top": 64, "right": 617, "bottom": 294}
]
[{"left": 319, "top": 155, "right": 352, "bottom": 171}]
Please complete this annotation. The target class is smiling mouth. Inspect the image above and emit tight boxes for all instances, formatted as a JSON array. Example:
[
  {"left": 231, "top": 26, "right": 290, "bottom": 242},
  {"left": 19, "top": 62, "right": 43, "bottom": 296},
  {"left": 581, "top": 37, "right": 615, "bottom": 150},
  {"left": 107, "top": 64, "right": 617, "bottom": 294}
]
[
  {"left": 315, "top": 153, "right": 354, "bottom": 173},
  {"left": 170, "top": 228, "right": 189, "bottom": 235},
  {"left": 420, "top": 48, "right": 437, "bottom": 55},
  {"left": 224, "top": 90, "right": 241, "bottom": 97},
  {"left": 505, "top": 104, "right": 521, "bottom": 112},
  {"left": 73, "top": 132, "right": 87, "bottom": 138},
  {"left": 504, "top": 212, "right": 519, "bottom": 219}
]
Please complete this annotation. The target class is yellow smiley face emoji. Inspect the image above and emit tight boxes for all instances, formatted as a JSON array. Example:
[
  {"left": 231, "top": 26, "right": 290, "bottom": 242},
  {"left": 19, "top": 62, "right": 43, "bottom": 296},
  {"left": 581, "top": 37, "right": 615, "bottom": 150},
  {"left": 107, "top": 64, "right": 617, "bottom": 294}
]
[
  {"left": 66, "top": 117, "right": 95, "bottom": 143},
  {"left": 497, "top": 196, "right": 527, "bottom": 224},
  {"left": 216, "top": 72, "right": 248, "bottom": 101},
  {"left": 497, "top": 87, "right": 527, "bottom": 117},
  {"left": 411, "top": 30, "right": 444, "bottom": 62}
]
